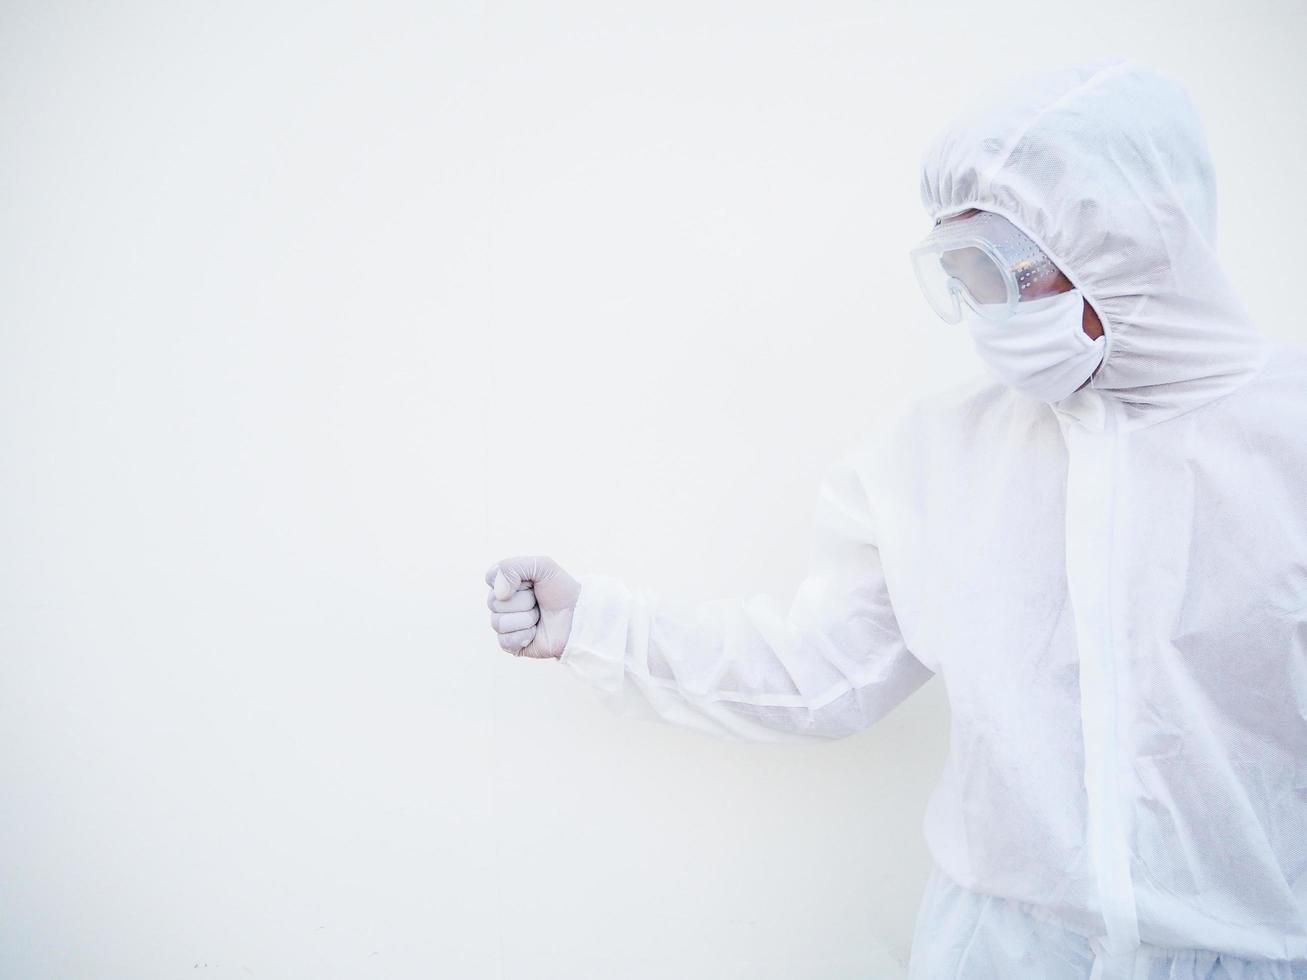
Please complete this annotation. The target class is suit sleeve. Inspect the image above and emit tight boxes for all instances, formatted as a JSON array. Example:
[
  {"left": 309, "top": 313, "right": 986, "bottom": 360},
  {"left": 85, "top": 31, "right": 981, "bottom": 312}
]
[{"left": 557, "top": 448, "right": 934, "bottom": 742}]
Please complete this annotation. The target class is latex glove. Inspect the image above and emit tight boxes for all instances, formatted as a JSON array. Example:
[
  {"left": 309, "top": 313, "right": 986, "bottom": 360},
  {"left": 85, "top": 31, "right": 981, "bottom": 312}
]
[{"left": 484, "top": 555, "right": 581, "bottom": 660}]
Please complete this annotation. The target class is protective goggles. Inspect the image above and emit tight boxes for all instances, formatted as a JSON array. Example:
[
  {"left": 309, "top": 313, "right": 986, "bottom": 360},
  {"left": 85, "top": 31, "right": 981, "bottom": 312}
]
[{"left": 910, "top": 210, "right": 1064, "bottom": 323}]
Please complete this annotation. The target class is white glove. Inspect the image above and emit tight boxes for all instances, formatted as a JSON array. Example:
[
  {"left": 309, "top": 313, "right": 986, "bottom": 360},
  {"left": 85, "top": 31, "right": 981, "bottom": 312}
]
[{"left": 484, "top": 555, "right": 581, "bottom": 660}]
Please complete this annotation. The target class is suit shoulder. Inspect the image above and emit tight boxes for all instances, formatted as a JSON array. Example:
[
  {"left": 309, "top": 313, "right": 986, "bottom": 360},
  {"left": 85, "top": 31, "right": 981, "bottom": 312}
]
[
  {"left": 883, "top": 372, "right": 1029, "bottom": 460},
  {"left": 1253, "top": 342, "right": 1307, "bottom": 387},
  {"left": 1224, "top": 342, "right": 1307, "bottom": 416},
  {"left": 839, "top": 373, "right": 1019, "bottom": 482}
]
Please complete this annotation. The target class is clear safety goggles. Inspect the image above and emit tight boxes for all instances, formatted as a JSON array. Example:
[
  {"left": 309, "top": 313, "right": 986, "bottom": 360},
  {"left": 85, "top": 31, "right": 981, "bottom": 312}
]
[{"left": 910, "top": 210, "right": 1065, "bottom": 323}]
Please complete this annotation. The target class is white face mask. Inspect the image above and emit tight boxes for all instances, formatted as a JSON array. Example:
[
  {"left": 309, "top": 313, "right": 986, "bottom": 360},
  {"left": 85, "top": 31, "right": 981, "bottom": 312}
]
[{"left": 964, "top": 289, "right": 1106, "bottom": 403}]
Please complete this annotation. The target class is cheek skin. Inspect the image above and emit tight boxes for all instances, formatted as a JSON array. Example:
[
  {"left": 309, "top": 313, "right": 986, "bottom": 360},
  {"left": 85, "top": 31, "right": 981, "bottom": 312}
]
[
  {"left": 1043, "top": 269, "right": 1104, "bottom": 340},
  {"left": 1082, "top": 300, "right": 1104, "bottom": 340},
  {"left": 1078, "top": 300, "right": 1107, "bottom": 391}
]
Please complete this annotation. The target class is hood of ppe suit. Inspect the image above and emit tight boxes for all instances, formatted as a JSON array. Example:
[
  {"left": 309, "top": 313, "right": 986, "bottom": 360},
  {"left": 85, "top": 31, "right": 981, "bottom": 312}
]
[{"left": 920, "top": 60, "right": 1271, "bottom": 426}]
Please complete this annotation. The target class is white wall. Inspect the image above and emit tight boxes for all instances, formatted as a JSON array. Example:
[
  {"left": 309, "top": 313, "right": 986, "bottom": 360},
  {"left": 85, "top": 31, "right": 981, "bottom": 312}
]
[{"left": 2, "top": 2, "right": 1304, "bottom": 977}]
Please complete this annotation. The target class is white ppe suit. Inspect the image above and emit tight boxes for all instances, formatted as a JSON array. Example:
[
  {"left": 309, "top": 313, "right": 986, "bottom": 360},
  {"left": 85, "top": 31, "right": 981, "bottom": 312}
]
[{"left": 558, "top": 61, "right": 1307, "bottom": 979}]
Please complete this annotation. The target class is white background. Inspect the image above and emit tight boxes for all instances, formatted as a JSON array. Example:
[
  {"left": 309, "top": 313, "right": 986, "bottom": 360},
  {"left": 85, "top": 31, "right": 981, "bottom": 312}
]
[{"left": 2, "top": 1, "right": 1305, "bottom": 977}]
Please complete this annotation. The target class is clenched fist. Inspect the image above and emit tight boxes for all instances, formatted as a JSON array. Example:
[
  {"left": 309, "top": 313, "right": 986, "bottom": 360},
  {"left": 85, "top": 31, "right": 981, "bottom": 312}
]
[{"left": 484, "top": 555, "right": 581, "bottom": 660}]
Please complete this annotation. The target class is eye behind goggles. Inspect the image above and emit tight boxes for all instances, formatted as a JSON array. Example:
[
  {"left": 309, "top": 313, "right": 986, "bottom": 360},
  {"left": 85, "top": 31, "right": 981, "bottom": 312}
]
[{"left": 910, "top": 210, "right": 1065, "bottom": 323}]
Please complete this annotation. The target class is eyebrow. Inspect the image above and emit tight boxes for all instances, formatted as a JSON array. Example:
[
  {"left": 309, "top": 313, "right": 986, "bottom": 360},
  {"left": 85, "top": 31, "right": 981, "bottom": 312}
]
[{"left": 938, "top": 207, "right": 984, "bottom": 226}]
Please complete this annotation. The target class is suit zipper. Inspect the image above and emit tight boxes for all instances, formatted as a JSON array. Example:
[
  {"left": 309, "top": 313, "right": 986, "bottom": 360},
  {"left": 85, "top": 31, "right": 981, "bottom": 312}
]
[{"left": 1067, "top": 397, "right": 1140, "bottom": 960}]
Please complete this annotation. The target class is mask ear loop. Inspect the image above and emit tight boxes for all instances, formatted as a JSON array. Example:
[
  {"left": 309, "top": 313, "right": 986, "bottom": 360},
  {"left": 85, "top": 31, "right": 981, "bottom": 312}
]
[{"left": 1083, "top": 295, "right": 1112, "bottom": 388}]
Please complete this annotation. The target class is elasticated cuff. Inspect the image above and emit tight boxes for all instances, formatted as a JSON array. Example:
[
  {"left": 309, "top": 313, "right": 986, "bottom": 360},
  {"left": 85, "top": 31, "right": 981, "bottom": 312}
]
[{"left": 556, "top": 572, "right": 634, "bottom": 700}]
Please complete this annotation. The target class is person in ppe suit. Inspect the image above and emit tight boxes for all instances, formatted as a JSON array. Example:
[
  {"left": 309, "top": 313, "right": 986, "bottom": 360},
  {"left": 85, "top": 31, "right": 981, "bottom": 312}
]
[{"left": 484, "top": 60, "right": 1307, "bottom": 979}]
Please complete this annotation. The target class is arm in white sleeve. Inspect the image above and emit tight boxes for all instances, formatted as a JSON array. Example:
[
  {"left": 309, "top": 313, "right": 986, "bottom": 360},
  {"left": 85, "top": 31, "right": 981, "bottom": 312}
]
[{"left": 557, "top": 449, "right": 934, "bottom": 742}]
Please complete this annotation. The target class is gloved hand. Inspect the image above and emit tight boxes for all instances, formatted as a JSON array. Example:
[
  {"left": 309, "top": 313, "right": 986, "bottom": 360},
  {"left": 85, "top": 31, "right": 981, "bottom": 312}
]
[{"left": 484, "top": 555, "right": 581, "bottom": 660}]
